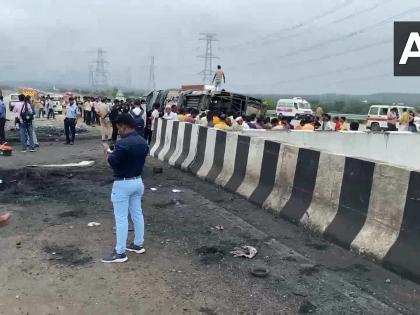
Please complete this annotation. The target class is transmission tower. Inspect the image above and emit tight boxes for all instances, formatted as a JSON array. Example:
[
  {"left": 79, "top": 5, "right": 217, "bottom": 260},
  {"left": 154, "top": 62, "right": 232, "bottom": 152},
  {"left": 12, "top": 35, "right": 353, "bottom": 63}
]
[
  {"left": 198, "top": 33, "right": 219, "bottom": 84},
  {"left": 93, "top": 48, "right": 109, "bottom": 90},
  {"left": 148, "top": 56, "right": 156, "bottom": 91},
  {"left": 88, "top": 62, "right": 95, "bottom": 91}
]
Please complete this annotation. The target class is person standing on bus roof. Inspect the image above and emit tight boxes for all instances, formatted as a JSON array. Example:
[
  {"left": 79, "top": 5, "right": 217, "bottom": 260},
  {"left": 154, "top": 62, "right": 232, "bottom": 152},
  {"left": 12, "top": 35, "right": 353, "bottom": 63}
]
[{"left": 212, "top": 65, "right": 226, "bottom": 92}]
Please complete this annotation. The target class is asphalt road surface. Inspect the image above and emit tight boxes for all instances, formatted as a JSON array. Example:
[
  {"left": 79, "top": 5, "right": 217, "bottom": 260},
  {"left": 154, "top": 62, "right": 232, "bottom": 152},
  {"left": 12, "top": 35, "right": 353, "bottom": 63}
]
[{"left": 0, "top": 137, "right": 419, "bottom": 314}]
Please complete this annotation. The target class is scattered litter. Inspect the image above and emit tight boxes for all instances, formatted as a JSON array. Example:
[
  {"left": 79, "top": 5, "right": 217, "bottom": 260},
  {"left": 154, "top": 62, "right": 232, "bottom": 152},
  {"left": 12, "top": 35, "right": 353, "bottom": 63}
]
[
  {"left": 69, "top": 226, "right": 73, "bottom": 229},
  {"left": 385, "top": 279, "right": 391, "bottom": 283},
  {"left": 15, "top": 241, "right": 22, "bottom": 249},
  {"left": 26, "top": 160, "right": 95, "bottom": 168},
  {"left": 87, "top": 222, "right": 101, "bottom": 227},
  {"left": 52, "top": 252, "right": 56, "bottom": 255},
  {"left": 172, "top": 189, "right": 182, "bottom": 193},
  {"left": 150, "top": 188, "right": 158, "bottom": 191},
  {"left": 0, "top": 179, "right": 2, "bottom": 184},
  {"left": 15, "top": 295, "right": 19, "bottom": 299},
  {"left": 250, "top": 267, "right": 270, "bottom": 278},
  {"left": 230, "top": 245, "right": 258, "bottom": 259},
  {"left": 153, "top": 167, "right": 163, "bottom": 174},
  {"left": 215, "top": 225, "right": 224, "bottom": 231}
]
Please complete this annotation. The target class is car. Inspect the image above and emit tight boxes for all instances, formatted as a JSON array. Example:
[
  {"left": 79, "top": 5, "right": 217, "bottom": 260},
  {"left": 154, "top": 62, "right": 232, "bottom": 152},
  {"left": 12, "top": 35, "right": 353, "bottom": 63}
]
[
  {"left": 366, "top": 105, "right": 419, "bottom": 131},
  {"left": 8, "top": 93, "right": 20, "bottom": 111},
  {"left": 51, "top": 95, "right": 63, "bottom": 114},
  {"left": 276, "top": 97, "right": 313, "bottom": 120}
]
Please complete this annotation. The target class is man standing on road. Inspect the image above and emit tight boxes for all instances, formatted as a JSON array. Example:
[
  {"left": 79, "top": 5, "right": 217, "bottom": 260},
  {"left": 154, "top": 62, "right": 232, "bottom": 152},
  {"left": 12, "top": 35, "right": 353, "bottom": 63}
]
[
  {"left": 83, "top": 97, "right": 92, "bottom": 125},
  {"left": 98, "top": 98, "right": 112, "bottom": 142},
  {"left": 64, "top": 97, "right": 80, "bottom": 145},
  {"left": 0, "top": 96, "right": 6, "bottom": 145},
  {"left": 13, "top": 94, "right": 35, "bottom": 152},
  {"left": 102, "top": 113, "right": 149, "bottom": 263},
  {"left": 212, "top": 65, "right": 226, "bottom": 92},
  {"left": 46, "top": 95, "right": 55, "bottom": 120},
  {"left": 149, "top": 103, "right": 160, "bottom": 144}
]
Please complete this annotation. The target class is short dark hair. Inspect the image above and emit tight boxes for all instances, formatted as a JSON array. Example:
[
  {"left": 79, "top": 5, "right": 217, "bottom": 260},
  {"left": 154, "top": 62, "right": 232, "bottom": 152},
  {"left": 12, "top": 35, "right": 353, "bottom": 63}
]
[
  {"left": 350, "top": 121, "right": 359, "bottom": 131},
  {"left": 19, "top": 94, "right": 25, "bottom": 101},
  {"left": 0, "top": 96, "right": 3, "bottom": 100},
  {"left": 340, "top": 116, "right": 346, "bottom": 121},
  {"left": 114, "top": 113, "right": 137, "bottom": 129},
  {"left": 153, "top": 103, "right": 160, "bottom": 109},
  {"left": 217, "top": 65, "right": 221, "bottom": 69}
]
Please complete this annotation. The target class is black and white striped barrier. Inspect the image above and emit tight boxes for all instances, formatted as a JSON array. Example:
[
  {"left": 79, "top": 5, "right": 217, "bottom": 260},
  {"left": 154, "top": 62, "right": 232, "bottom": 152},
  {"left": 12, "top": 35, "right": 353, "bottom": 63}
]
[{"left": 149, "top": 119, "right": 420, "bottom": 282}]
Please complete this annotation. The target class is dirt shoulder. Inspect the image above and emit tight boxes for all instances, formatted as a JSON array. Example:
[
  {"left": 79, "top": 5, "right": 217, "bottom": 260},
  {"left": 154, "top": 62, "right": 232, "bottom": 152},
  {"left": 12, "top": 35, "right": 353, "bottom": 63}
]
[{"left": 0, "top": 139, "right": 419, "bottom": 314}]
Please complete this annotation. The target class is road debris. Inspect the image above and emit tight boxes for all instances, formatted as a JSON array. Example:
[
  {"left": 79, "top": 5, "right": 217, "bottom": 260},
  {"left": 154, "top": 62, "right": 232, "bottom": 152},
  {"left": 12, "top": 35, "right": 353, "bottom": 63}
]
[
  {"left": 250, "top": 267, "right": 270, "bottom": 278},
  {"left": 26, "top": 160, "right": 95, "bottom": 168},
  {"left": 215, "top": 225, "right": 224, "bottom": 231},
  {"left": 172, "top": 189, "right": 182, "bottom": 193},
  {"left": 230, "top": 246, "right": 258, "bottom": 259},
  {"left": 87, "top": 222, "right": 101, "bottom": 227},
  {"left": 150, "top": 188, "right": 158, "bottom": 191},
  {"left": 386, "top": 279, "right": 391, "bottom": 283}
]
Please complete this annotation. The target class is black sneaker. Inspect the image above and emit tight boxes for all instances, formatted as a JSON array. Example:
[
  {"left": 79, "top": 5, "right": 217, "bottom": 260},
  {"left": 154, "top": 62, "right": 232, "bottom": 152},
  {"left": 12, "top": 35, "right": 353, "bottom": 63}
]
[
  {"left": 101, "top": 251, "right": 128, "bottom": 263},
  {"left": 126, "top": 243, "right": 146, "bottom": 254}
]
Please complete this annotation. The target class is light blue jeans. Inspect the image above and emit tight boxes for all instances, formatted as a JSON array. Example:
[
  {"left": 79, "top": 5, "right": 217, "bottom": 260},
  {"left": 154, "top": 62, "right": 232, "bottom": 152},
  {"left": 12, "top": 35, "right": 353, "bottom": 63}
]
[
  {"left": 111, "top": 178, "right": 145, "bottom": 254},
  {"left": 19, "top": 122, "right": 34, "bottom": 150}
]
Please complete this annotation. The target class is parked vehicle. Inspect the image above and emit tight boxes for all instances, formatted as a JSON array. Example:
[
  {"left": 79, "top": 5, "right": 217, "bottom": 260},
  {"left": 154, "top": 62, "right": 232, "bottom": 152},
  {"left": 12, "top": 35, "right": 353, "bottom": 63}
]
[
  {"left": 51, "top": 95, "right": 63, "bottom": 114},
  {"left": 366, "top": 105, "right": 419, "bottom": 131},
  {"left": 276, "top": 97, "right": 313, "bottom": 120},
  {"left": 8, "top": 93, "right": 20, "bottom": 111}
]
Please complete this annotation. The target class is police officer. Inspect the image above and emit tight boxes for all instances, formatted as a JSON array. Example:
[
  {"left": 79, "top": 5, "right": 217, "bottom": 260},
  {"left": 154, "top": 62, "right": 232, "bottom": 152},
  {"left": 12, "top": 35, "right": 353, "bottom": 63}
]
[
  {"left": 64, "top": 97, "right": 81, "bottom": 145},
  {"left": 102, "top": 113, "right": 149, "bottom": 263}
]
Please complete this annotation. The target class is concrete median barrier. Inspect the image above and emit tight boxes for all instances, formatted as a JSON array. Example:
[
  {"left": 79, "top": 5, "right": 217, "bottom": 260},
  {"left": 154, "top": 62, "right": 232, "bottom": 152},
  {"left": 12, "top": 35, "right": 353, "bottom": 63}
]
[{"left": 150, "top": 119, "right": 420, "bottom": 283}]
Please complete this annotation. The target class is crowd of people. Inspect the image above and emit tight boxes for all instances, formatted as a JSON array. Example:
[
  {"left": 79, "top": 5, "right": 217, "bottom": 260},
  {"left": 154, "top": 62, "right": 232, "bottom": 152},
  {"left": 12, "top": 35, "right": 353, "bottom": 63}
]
[{"left": 151, "top": 103, "right": 361, "bottom": 132}]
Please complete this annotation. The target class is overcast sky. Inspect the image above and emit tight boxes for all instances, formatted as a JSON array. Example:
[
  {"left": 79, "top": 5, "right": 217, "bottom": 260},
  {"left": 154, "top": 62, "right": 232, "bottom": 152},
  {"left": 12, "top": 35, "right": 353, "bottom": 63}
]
[{"left": 1, "top": 0, "right": 420, "bottom": 94}]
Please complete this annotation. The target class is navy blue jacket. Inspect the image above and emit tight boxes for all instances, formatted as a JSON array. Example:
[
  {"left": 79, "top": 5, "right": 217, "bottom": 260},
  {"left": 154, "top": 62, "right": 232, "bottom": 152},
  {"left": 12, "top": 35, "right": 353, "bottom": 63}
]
[{"left": 108, "top": 131, "right": 149, "bottom": 179}]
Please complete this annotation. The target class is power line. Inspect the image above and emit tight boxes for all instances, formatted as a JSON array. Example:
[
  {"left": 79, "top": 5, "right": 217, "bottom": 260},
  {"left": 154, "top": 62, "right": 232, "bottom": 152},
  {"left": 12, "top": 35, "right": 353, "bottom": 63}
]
[
  {"left": 267, "top": 57, "right": 390, "bottom": 87},
  {"left": 280, "top": 38, "right": 392, "bottom": 69},
  {"left": 223, "top": 0, "right": 355, "bottom": 50},
  {"left": 247, "top": 4, "right": 420, "bottom": 67},
  {"left": 257, "top": 0, "right": 394, "bottom": 45},
  {"left": 198, "top": 33, "right": 219, "bottom": 83}
]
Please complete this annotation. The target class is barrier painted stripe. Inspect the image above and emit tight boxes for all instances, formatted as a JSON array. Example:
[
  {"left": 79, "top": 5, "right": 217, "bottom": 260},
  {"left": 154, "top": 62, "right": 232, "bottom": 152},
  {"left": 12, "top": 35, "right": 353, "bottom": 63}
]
[
  {"left": 169, "top": 122, "right": 186, "bottom": 166},
  {"left": 181, "top": 124, "right": 199, "bottom": 170},
  {"left": 150, "top": 118, "right": 158, "bottom": 149},
  {"left": 237, "top": 137, "right": 266, "bottom": 199},
  {"left": 300, "top": 153, "right": 345, "bottom": 234},
  {"left": 224, "top": 136, "right": 251, "bottom": 192},
  {"left": 280, "top": 148, "right": 320, "bottom": 223},
  {"left": 158, "top": 120, "right": 173, "bottom": 161},
  {"left": 324, "top": 158, "right": 375, "bottom": 249},
  {"left": 164, "top": 121, "right": 179, "bottom": 162},
  {"left": 383, "top": 171, "right": 420, "bottom": 282},
  {"left": 206, "top": 130, "right": 227, "bottom": 183},
  {"left": 197, "top": 128, "right": 217, "bottom": 179},
  {"left": 175, "top": 123, "right": 192, "bottom": 168},
  {"left": 351, "top": 164, "right": 409, "bottom": 260},
  {"left": 248, "top": 141, "right": 281, "bottom": 206},
  {"left": 263, "top": 145, "right": 298, "bottom": 213},
  {"left": 153, "top": 119, "right": 168, "bottom": 158},
  {"left": 189, "top": 126, "right": 208, "bottom": 174},
  {"left": 214, "top": 133, "right": 239, "bottom": 187},
  {"left": 149, "top": 119, "right": 163, "bottom": 157}
]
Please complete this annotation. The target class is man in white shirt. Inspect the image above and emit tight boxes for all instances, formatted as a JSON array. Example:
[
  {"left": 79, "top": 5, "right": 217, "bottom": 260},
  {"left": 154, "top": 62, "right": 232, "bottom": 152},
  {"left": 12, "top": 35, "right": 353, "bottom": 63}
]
[
  {"left": 212, "top": 65, "right": 226, "bottom": 92},
  {"left": 162, "top": 105, "right": 178, "bottom": 120},
  {"left": 150, "top": 103, "right": 160, "bottom": 132}
]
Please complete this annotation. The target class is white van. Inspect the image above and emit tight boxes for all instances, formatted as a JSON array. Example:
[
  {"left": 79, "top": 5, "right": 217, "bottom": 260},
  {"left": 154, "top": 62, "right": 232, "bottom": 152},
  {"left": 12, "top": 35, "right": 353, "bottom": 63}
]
[
  {"left": 276, "top": 97, "right": 313, "bottom": 119},
  {"left": 367, "top": 105, "right": 419, "bottom": 131}
]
